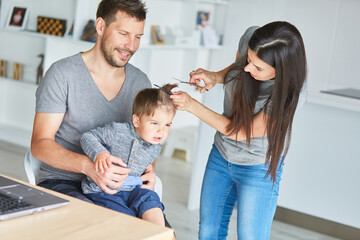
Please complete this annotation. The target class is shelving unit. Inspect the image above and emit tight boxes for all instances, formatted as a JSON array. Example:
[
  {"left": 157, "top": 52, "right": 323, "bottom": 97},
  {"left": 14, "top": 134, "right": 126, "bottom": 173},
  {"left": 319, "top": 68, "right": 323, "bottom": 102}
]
[{"left": 0, "top": 0, "right": 229, "bottom": 147}]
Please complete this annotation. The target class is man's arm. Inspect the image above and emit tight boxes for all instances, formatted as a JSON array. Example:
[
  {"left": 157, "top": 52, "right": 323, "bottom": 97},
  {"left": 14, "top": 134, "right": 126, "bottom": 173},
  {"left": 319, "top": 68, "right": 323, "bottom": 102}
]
[
  {"left": 31, "top": 112, "right": 130, "bottom": 194},
  {"left": 31, "top": 112, "right": 88, "bottom": 172}
]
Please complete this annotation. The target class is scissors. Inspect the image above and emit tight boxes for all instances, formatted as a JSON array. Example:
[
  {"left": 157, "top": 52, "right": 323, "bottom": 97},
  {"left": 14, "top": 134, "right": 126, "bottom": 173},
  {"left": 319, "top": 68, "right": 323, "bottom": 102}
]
[
  {"left": 172, "top": 77, "right": 208, "bottom": 91},
  {"left": 153, "top": 84, "right": 173, "bottom": 95}
]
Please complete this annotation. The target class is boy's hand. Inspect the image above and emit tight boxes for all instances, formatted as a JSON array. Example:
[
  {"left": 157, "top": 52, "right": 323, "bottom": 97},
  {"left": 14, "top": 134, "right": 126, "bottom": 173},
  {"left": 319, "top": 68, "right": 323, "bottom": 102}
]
[{"left": 95, "top": 152, "right": 112, "bottom": 173}]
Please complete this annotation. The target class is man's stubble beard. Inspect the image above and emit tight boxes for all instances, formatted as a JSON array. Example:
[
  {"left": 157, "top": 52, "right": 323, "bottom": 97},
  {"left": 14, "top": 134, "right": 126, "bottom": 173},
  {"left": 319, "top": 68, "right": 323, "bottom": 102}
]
[{"left": 100, "top": 36, "right": 135, "bottom": 68}]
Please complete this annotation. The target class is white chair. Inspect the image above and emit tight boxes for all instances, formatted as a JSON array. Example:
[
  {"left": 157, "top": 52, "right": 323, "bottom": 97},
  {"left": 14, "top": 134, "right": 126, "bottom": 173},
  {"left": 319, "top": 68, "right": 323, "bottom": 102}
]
[
  {"left": 162, "top": 125, "right": 198, "bottom": 162},
  {"left": 24, "top": 150, "right": 42, "bottom": 185},
  {"left": 24, "top": 150, "right": 163, "bottom": 200}
]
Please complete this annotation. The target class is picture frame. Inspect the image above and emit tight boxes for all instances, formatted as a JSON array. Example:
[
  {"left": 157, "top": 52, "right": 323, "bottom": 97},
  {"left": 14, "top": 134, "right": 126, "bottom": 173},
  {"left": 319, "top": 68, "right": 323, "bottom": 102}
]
[
  {"left": 196, "top": 11, "right": 210, "bottom": 29},
  {"left": 6, "top": 5, "right": 28, "bottom": 30},
  {"left": 151, "top": 25, "right": 164, "bottom": 45}
]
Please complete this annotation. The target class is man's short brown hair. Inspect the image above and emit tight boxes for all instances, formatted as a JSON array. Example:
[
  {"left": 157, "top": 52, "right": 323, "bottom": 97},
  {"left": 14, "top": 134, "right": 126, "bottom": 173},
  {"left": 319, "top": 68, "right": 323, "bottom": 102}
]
[{"left": 96, "top": 0, "right": 147, "bottom": 26}]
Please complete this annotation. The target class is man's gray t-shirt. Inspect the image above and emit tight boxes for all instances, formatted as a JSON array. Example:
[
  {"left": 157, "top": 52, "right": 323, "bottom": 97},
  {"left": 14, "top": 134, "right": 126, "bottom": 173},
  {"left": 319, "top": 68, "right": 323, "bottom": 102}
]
[
  {"left": 35, "top": 53, "right": 151, "bottom": 183},
  {"left": 214, "top": 26, "right": 307, "bottom": 165}
]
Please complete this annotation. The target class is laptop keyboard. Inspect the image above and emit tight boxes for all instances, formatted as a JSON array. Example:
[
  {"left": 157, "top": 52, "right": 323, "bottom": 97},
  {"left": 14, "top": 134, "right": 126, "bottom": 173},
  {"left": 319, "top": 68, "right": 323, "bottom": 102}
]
[{"left": 0, "top": 192, "right": 34, "bottom": 214}]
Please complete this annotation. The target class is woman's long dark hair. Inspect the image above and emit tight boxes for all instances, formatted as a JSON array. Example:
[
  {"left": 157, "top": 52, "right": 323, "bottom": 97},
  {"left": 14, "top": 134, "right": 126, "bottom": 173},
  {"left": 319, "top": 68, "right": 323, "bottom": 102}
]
[{"left": 226, "top": 21, "right": 307, "bottom": 183}]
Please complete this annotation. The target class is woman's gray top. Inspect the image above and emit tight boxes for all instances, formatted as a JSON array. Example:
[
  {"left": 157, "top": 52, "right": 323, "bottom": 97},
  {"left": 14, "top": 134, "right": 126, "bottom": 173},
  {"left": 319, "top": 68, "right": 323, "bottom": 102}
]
[{"left": 214, "top": 26, "right": 307, "bottom": 165}]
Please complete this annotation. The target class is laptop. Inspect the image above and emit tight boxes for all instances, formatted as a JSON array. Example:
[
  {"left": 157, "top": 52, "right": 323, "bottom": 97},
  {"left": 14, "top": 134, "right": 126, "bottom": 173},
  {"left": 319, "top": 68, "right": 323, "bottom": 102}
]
[{"left": 0, "top": 175, "right": 69, "bottom": 220}]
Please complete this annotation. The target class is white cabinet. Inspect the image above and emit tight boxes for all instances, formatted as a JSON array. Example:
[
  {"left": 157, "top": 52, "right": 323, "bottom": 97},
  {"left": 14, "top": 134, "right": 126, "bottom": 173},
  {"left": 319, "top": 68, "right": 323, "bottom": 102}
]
[{"left": 0, "top": 0, "right": 229, "bottom": 147}]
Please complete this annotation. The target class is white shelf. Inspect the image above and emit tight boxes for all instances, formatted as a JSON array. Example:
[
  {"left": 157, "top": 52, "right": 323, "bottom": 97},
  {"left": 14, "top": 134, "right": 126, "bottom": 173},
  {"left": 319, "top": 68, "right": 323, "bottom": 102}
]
[
  {"left": 0, "top": 28, "right": 223, "bottom": 53},
  {"left": 307, "top": 87, "right": 360, "bottom": 113},
  {"left": 140, "top": 44, "right": 224, "bottom": 50},
  {"left": 0, "top": 27, "right": 92, "bottom": 46},
  {"left": 0, "top": 27, "right": 69, "bottom": 40}
]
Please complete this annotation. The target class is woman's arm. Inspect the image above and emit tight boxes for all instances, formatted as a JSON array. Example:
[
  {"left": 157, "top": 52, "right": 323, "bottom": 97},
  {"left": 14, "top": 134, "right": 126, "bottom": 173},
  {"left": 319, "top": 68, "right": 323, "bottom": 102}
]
[{"left": 171, "top": 92, "right": 267, "bottom": 141}]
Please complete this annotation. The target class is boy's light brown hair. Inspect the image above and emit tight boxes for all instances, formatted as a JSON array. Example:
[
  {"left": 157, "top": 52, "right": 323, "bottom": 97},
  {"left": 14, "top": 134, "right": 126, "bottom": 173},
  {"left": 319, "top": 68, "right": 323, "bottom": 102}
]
[{"left": 133, "top": 84, "right": 177, "bottom": 118}]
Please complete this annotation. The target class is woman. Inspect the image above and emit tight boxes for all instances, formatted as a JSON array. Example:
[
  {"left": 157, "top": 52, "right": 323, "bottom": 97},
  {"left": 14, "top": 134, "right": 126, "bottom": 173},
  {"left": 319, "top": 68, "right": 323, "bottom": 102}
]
[{"left": 171, "top": 21, "right": 307, "bottom": 239}]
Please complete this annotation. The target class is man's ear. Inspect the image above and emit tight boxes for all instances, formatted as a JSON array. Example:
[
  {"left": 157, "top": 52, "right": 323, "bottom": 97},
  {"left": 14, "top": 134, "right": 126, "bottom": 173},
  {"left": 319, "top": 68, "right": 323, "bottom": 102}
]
[
  {"left": 96, "top": 17, "right": 105, "bottom": 36},
  {"left": 132, "top": 114, "right": 140, "bottom": 127}
]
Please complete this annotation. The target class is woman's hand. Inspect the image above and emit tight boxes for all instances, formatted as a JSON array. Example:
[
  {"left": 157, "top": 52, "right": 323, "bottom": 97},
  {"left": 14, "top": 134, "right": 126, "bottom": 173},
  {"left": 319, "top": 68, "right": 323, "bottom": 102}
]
[
  {"left": 171, "top": 91, "right": 196, "bottom": 112},
  {"left": 189, "top": 68, "right": 224, "bottom": 93}
]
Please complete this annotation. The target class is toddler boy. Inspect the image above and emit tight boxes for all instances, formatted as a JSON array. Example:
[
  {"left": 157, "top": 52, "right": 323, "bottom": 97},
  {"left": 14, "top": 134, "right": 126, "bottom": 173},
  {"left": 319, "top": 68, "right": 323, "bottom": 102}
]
[{"left": 81, "top": 84, "right": 177, "bottom": 226}]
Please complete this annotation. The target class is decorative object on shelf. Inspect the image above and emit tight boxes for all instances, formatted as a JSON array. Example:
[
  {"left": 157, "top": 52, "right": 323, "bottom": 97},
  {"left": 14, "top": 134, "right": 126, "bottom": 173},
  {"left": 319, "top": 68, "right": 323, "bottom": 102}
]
[
  {"left": 201, "top": 26, "right": 219, "bottom": 47},
  {"left": 151, "top": 25, "right": 165, "bottom": 45},
  {"left": 0, "top": 60, "right": 7, "bottom": 78},
  {"left": 36, "top": 54, "right": 44, "bottom": 85},
  {"left": 81, "top": 20, "right": 97, "bottom": 43},
  {"left": 196, "top": 10, "right": 210, "bottom": 29},
  {"left": 37, "top": 16, "right": 67, "bottom": 37},
  {"left": 12, "top": 63, "right": 23, "bottom": 81},
  {"left": 6, "top": 5, "right": 29, "bottom": 30},
  {"left": 67, "top": 22, "right": 74, "bottom": 37}
]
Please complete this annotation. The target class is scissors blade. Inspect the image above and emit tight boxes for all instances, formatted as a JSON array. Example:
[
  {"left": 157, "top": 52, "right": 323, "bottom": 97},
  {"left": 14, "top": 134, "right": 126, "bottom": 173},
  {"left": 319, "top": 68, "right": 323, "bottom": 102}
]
[
  {"left": 153, "top": 84, "right": 173, "bottom": 95},
  {"left": 172, "top": 77, "right": 188, "bottom": 84},
  {"left": 172, "top": 77, "right": 208, "bottom": 91}
]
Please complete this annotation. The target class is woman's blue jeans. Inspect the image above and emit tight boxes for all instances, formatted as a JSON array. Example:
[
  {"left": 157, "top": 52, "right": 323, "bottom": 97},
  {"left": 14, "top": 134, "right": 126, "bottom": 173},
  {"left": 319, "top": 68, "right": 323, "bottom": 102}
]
[{"left": 199, "top": 145, "right": 284, "bottom": 240}]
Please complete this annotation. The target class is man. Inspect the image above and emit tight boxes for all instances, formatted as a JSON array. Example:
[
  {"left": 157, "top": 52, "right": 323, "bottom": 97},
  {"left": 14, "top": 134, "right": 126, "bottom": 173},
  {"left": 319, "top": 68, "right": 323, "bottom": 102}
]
[{"left": 31, "top": 0, "right": 168, "bottom": 224}]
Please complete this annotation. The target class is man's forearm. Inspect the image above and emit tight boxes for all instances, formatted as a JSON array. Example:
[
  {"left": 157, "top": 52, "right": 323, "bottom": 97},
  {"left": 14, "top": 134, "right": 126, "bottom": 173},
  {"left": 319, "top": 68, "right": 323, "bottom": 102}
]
[{"left": 31, "top": 138, "right": 92, "bottom": 175}]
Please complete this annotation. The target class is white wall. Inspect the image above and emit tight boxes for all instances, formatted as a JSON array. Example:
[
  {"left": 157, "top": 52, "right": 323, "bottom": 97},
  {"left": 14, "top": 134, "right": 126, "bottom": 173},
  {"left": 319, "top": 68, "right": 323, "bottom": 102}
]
[
  {"left": 189, "top": 0, "right": 360, "bottom": 229},
  {"left": 280, "top": 102, "right": 360, "bottom": 228},
  {"left": 328, "top": 0, "right": 360, "bottom": 89},
  {"left": 0, "top": 79, "right": 36, "bottom": 147}
]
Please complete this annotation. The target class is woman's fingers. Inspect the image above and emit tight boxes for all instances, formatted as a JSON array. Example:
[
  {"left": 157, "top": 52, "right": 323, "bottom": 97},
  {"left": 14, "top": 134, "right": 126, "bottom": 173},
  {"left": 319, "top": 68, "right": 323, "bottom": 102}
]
[
  {"left": 189, "top": 68, "right": 215, "bottom": 93},
  {"left": 171, "top": 91, "right": 191, "bottom": 110}
]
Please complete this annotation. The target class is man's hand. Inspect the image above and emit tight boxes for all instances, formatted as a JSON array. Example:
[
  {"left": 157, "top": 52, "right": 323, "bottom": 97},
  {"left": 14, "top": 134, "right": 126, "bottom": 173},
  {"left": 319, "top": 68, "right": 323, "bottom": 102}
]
[
  {"left": 141, "top": 164, "right": 156, "bottom": 190},
  {"left": 86, "top": 155, "right": 131, "bottom": 194}
]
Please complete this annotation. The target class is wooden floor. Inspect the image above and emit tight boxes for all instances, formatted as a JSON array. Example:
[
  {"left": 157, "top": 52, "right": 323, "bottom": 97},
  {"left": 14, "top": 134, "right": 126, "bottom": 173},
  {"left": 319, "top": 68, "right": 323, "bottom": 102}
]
[{"left": 0, "top": 141, "right": 339, "bottom": 240}]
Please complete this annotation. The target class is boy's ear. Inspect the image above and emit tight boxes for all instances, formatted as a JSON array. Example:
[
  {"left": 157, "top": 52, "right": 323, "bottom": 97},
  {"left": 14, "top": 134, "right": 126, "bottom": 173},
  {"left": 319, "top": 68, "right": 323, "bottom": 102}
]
[{"left": 132, "top": 114, "right": 140, "bottom": 127}]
